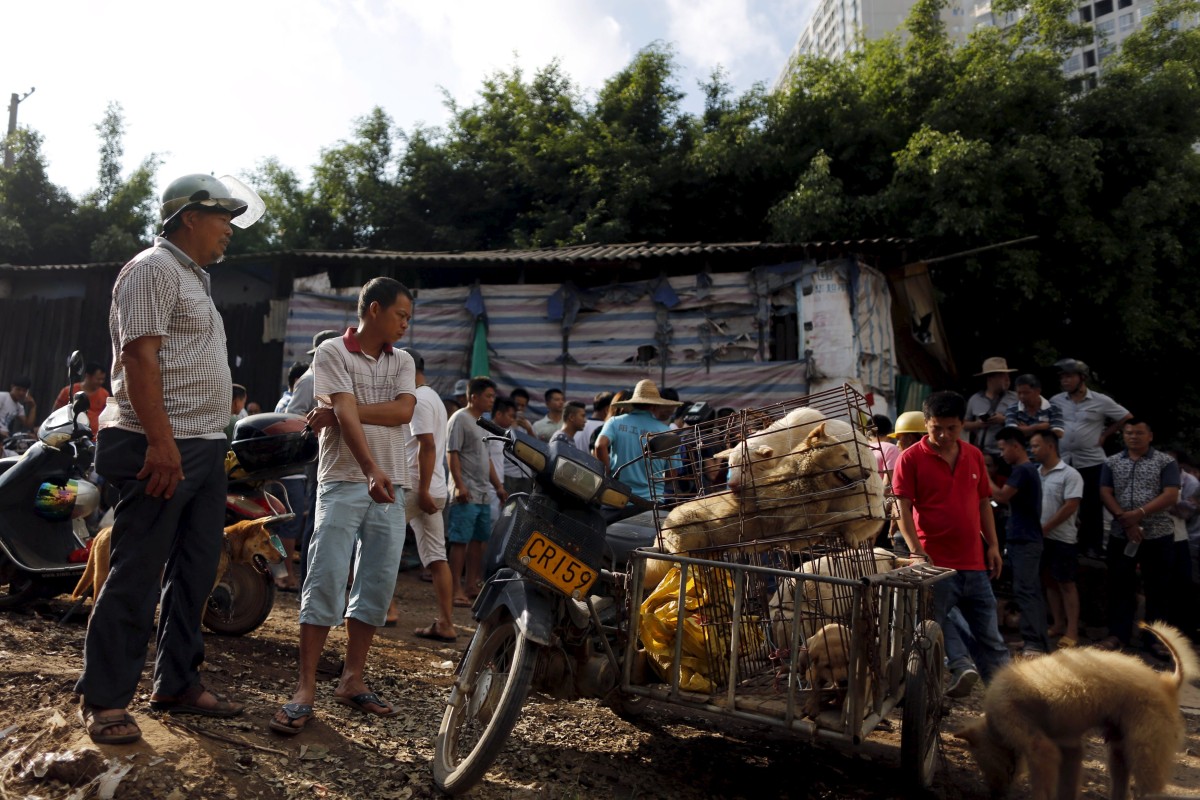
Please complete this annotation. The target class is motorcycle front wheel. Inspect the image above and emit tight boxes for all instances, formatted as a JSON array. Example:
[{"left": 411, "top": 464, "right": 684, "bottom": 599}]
[{"left": 433, "top": 613, "right": 537, "bottom": 796}]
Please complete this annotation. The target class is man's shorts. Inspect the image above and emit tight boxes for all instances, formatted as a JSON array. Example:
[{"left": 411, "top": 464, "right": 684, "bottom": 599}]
[
  {"left": 448, "top": 502, "right": 491, "bottom": 544},
  {"left": 406, "top": 491, "right": 448, "bottom": 565},
  {"left": 1041, "top": 538, "right": 1078, "bottom": 583},
  {"left": 300, "top": 481, "right": 406, "bottom": 628}
]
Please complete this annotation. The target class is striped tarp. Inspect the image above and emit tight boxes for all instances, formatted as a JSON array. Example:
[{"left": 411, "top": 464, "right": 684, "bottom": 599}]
[{"left": 281, "top": 260, "right": 895, "bottom": 416}]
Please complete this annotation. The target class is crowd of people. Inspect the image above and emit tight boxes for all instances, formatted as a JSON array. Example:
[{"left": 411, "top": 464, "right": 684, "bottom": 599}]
[
  {"left": 889, "top": 357, "right": 1196, "bottom": 698},
  {"left": 38, "top": 171, "right": 1197, "bottom": 745}
]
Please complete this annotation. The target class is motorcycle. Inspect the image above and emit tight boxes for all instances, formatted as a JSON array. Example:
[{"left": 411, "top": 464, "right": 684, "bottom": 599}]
[
  {"left": 432, "top": 416, "right": 675, "bottom": 795},
  {"left": 203, "top": 412, "right": 317, "bottom": 636},
  {"left": 0, "top": 351, "right": 100, "bottom": 609}
]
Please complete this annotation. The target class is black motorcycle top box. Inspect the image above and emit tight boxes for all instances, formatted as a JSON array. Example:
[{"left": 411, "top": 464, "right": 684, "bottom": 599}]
[{"left": 230, "top": 413, "right": 317, "bottom": 478}]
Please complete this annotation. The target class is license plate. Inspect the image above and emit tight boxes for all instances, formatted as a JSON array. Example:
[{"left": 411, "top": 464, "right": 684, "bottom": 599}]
[{"left": 517, "top": 532, "right": 599, "bottom": 598}]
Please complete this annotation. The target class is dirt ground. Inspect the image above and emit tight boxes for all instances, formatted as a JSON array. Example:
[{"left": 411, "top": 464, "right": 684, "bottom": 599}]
[{"left": 3, "top": 565, "right": 1200, "bottom": 800}]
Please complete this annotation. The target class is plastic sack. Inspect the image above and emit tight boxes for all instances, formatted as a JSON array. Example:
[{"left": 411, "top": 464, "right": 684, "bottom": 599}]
[{"left": 638, "top": 564, "right": 762, "bottom": 693}]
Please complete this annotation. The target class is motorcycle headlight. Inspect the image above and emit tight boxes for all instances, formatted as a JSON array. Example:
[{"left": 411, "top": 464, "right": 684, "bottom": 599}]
[{"left": 551, "top": 456, "right": 603, "bottom": 501}]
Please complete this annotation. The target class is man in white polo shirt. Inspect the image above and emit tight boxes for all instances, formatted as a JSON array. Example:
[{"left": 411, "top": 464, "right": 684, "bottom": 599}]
[{"left": 1030, "top": 429, "right": 1084, "bottom": 648}]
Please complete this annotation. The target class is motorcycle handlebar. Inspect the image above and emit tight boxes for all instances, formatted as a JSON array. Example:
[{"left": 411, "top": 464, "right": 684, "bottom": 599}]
[{"left": 475, "top": 416, "right": 509, "bottom": 438}]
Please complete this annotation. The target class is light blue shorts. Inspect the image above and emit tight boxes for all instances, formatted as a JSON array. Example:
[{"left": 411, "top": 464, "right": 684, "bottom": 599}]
[
  {"left": 300, "top": 481, "right": 406, "bottom": 627},
  {"left": 448, "top": 502, "right": 491, "bottom": 544}
]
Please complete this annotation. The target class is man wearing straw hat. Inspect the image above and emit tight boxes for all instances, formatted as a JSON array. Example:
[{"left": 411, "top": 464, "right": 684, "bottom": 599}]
[
  {"left": 595, "top": 379, "right": 682, "bottom": 501},
  {"left": 963, "top": 357, "right": 1019, "bottom": 458}
]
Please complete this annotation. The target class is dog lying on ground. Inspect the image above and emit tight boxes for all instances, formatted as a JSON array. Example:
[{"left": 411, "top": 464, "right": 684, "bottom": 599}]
[
  {"left": 72, "top": 518, "right": 282, "bottom": 601},
  {"left": 802, "top": 622, "right": 854, "bottom": 718},
  {"left": 644, "top": 424, "right": 861, "bottom": 588},
  {"left": 953, "top": 621, "right": 1199, "bottom": 800}
]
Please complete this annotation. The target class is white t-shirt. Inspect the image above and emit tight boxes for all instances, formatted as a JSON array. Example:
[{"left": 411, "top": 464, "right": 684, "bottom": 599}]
[
  {"left": 575, "top": 418, "right": 604, "bottom": 453},
  {"left": 404, "top": 384, "right": 448, "bottom": 498},
  {"left": 0, "top": 392, "right": 22, "bottom": 435}
]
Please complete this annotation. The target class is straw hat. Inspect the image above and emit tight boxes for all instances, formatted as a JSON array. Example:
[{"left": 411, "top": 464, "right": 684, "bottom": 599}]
[
  {"left": 974, "top": 356, "right": 1018, "bottom": 376},
  {"left": 611, "top": 379, "right": 683, "bottom": 409}
]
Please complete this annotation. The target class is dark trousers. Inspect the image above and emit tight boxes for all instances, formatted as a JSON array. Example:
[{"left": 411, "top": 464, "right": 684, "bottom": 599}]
[
  {"left": 297, "top": 462, "right": 318, "bottom": 587},
  {"left": 1075, "top": 464, "right": 1104, "bottom": 553},
  {"left": 1106, "top": 533, "right": 1174, "bottom": 645},
  {"left": 75, "top": 428, "right": 227, "bottom": 709}
]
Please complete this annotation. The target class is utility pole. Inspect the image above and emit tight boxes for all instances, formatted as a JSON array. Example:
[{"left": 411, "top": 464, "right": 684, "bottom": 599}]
[{"left": 4, "top": 88, "right": 36, "bottom": 169}]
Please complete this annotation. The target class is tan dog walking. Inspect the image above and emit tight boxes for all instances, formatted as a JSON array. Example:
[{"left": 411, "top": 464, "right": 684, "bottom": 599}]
[{"left": 954, "top": 621, "right": 1198, "bottom": 800}]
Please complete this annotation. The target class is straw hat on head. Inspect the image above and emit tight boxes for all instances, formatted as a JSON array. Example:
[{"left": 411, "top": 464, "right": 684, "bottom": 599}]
[
  {"left": 974, "top": 357, "right": 1018, "bottom": 376},
  {"left": 611, "top": 379, "right": 683, "bottom": 409}
]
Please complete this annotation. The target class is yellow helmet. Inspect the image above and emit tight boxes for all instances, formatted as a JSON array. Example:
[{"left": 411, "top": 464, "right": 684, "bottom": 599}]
[{"left": 889, "top": 410, "right": 926, "bottom": 438}]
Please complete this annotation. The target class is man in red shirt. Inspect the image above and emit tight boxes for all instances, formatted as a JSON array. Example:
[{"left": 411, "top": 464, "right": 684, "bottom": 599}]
[
  {"left": 892, "top": 391, "right": 1010, "bottom": 698},
  {"left": 53, "top": 362, "right": 109, "bottom": 438}
]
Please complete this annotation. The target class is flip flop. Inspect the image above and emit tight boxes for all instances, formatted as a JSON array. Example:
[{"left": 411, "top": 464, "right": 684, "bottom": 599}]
[
  {"left": 334, "top": 691, "right": 400, "bottom": 717},
  {"left": 149, "top": 686, "right": 244, "bottom": 718},
  {"left": 79, "top": 705, "right": 141, "bottom": 745},
  {"left": 1056, "top": 636, "right": 1078, "bottom": 649},
  {"left": 452, "top": 597, "right": 473, "bottom": 608},
  {"left": 414, "top": 623, "right": 457, "bottom": 644},
  {"left": 268, "top": 703, "right": 313, "bottom": 736}
]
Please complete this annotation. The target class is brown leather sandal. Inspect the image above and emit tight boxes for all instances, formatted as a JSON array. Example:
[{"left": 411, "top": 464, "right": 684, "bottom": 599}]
[
  {"left": 79, "top": 704, "right": 141, "bottom": 745},
  {"left": 149, "top": 684, "right": 244, "bottom": 717}
]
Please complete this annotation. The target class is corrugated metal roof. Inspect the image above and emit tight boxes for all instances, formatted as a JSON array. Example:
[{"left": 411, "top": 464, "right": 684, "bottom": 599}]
[{"left": 0, "top": 239, "right": 909, "bottom": 272}]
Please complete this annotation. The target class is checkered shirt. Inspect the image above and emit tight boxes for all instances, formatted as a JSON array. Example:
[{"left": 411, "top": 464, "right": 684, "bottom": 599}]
[
  {"left": 108, "top": 237, "right": 231, "bottom": 439},
  {"left": 313, "top": 333, "right": 416, "bottom": 487}
]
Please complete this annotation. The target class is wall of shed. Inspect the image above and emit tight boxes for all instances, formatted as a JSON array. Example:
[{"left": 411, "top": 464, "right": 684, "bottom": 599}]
[{"left": 281, "top": 259, "right": 897, "bottom": 415}]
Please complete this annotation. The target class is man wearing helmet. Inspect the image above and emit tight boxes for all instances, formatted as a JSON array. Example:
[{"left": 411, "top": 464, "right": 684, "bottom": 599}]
[
  {"left": 1050, "top": 358, "right": 1133, "bottom": 558},
  {"left": 75, "top": 174, "right": 262, "bottom": 744}
]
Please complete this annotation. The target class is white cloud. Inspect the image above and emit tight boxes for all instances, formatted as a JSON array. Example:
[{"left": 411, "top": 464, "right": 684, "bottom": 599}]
[{"left": 662, "top": 0, "right": 811, "bottom": 87}]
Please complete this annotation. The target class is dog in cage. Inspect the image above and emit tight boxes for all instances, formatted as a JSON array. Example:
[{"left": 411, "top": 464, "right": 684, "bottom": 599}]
[
  {"left": 643, "top": 423, "right": 864, "bottom": 589},
  {"left": 802, "top": 622, "right": 854, "bottom": 718},
  {"left": 719, "top": 407, "right": 885, "bottom": 548},
  {"left": 769, "top": 546, "right": 900, "bottom": 645}
]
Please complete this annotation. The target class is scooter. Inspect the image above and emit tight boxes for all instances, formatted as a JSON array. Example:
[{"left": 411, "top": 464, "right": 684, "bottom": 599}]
[
  {"left": 203, "top": 412, "right": 318, "bottom": 636},
  {"left": 0, "top": 351, "right": 100, "bottom": 609},
  {"left": 432, "top": 416, "right": 675, "bottom": 795}
]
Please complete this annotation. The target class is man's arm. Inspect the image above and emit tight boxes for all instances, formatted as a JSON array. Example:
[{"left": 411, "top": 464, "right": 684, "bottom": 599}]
[
  {"left": 979, "top": 497, "right": 1002, "bottom": 579},
  {"left": 1041, "top": 497, "right": 1080, "bottom": 533},
  {"left": 329, "top": 391, "right": 394, "bottom": 503},
  {"left": 17, "top": 392, "right": 37, "bottom": 429},
  {"left": 415, "top": 431, "right": 438, "bottom": 515},
  {"left": 1099, "top": 413, "right": 1134, "bottom": 447},
  {"left": 895, "top": 498, "right": 929, "bottom": 560},
  {"left": 122, "top": 335, "right": 184, "bottom": 499},
  {"left": 993, "top": 482, "right": 1018, "bottom": 504},
  {"left": 488, "top": 460, "right": 508, "bottom": 505},
  {"left": 448, "top": 451, "right": 469, "bottom": 503},
  {"left": 355, "top": 396, "right": 416, "bottom": 427},
  {"left": 595, "top": 434, "right": 611, "bottom": 475}
]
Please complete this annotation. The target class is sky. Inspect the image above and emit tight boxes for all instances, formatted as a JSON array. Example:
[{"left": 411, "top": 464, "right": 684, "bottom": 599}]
[{"left": 3, "top": 0, "right": 811, "bottom": 200}]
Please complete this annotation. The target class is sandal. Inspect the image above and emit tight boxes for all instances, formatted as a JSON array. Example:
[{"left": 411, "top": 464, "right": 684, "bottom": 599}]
[
  {"left": 149, "top": 684, "right": 244, "bottom": 717},
  {"left": 334, "top": 691, "right": 400, "bottom": 716},
  {"left": 1056, "top": 636, "right": 1078, "bottom": 649},
  {"left": 79, "top": 704, "right": 141, "bottom": 745},
  {"left": 268, "top": 702, "right": 313, "bottom": 736}
]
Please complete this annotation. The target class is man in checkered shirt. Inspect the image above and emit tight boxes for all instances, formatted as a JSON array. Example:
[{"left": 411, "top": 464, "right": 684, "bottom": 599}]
[
  {"left": 75, "top": 175, "right": 260, "bottom": 745},
  {"left": 271, "top": 277, "right": 417, "bottom": 735}
]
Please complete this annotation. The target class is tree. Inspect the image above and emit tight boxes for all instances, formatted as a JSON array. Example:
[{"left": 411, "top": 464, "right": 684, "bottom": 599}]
[{"left": 0, "top": 128, "right": 80, "bottom": 264}]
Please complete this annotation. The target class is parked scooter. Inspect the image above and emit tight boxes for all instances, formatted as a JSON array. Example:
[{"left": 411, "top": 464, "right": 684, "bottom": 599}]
[
  {"left": 203, "top": 412, "right": 317, "bottom": 636},
  {"left": 432, "top": 416, "right": 675, "bottom": 795},
  {"left": 0, "top": 352, "right": 99, "bottom": 608}
]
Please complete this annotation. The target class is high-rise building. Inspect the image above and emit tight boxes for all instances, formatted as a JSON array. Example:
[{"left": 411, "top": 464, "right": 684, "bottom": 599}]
[{"left": 774, "top": 0, "right": 972, "bottom": 89}]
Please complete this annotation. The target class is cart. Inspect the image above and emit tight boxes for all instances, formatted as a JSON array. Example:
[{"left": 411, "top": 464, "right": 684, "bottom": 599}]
[{"left": 618, "top": 385, "right": 955, "bottom": 787}]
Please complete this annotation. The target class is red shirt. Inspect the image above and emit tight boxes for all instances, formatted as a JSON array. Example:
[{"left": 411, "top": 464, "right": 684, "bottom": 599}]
[
  {"left": 54, "top": 384, "right": 110, "bottom": 438},
  {"left": 891, "top": 436, "right": 991, "bottom": 571}
]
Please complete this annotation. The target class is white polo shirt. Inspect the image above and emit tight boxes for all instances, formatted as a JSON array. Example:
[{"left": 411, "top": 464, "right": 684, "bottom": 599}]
[{"left": 1039, "top": 459, "right": 1085, "bottom": 544}]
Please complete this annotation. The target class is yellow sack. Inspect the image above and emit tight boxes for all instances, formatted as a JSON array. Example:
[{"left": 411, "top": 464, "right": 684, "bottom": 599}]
[{"left": 638, "top": 564, "right": 763, "bottom": 694}]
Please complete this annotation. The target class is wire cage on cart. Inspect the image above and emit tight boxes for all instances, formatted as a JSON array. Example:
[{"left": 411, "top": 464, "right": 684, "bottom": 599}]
[{"left": 620, "top": 384, "right": 954, "bottom": 785}]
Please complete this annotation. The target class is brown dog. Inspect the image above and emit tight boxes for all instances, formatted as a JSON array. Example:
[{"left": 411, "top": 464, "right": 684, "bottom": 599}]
[
  {"left": 954, "top": 621, "right": 1199, "bottom": 800},
  {"left": 72, "top": 518, "right": 281, "bottom": 600},
  {"left": 802, "top": 622, "right": 853, "bottom": 718}
]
